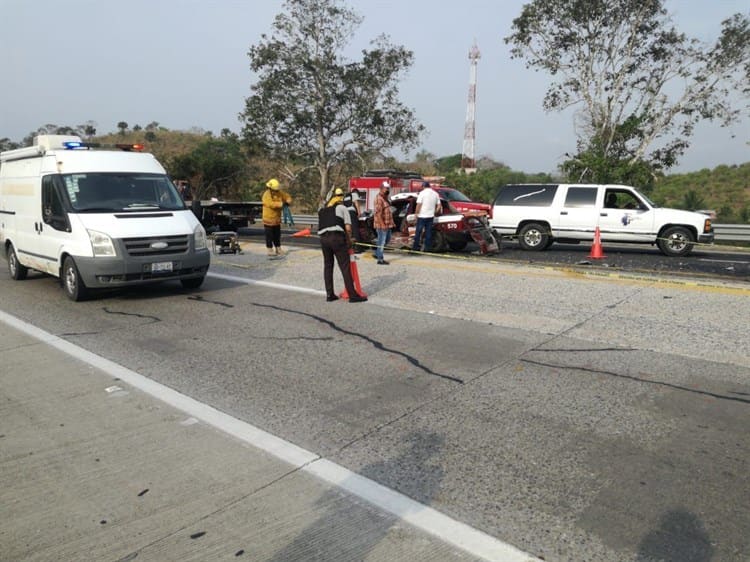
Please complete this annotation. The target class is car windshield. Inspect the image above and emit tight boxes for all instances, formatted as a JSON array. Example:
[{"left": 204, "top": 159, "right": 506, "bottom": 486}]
[
  {"left": 440, "top": 188, "right": 472, "bottom": 202},
  {"left": 64, "top": 173, "right": 186, "bottom": 212},
  {"left": 442, "top": 199, "right": 460, "bottom": 214}
]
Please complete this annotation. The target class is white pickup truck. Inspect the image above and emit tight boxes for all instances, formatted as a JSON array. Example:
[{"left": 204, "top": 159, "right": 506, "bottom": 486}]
[{"left": 489, "top": 183, "right": 714, "bottom": 257}]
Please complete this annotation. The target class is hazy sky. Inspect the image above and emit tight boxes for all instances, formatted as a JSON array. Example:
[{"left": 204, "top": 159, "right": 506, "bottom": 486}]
[{"left": 1, "top": 0, "right": 748, "bottom": 174}]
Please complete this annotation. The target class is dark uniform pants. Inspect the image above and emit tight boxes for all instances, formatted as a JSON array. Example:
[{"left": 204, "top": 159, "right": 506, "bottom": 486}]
[{"left": 320, "top": 232, "right": 358, "bottom": 298}]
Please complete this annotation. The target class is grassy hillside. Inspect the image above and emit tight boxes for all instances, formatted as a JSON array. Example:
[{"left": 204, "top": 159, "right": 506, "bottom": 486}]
[
  {"left": 93, "top": 130, "right": 206, "bottom": 166},
  {"left": 651, "top": 163, "right": 750, "bottom": 223}
]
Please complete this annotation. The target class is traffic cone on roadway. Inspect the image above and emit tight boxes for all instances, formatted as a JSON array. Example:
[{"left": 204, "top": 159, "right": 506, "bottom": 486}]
[
  {"left": 292, "top": 227, "right": 311, "bottom": 237},
  {"left": 340, "top": 248, "right": 367, "bottom": 300},
  {"left": 588, "top": 227, "right": 606, "bottom": 259}
]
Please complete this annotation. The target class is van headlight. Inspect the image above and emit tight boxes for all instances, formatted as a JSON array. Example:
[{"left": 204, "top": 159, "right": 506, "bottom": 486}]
[
  {"left": 194, "top": 224, "right": 207, "bottom": 250},
  {"left": 87, "top": 229, "right": 116, "bottom": 257}
]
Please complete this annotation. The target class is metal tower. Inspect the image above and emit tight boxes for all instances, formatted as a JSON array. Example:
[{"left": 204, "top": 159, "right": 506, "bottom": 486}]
[{"left": 461, "top": 41, "right": 480, "bottom": 171}]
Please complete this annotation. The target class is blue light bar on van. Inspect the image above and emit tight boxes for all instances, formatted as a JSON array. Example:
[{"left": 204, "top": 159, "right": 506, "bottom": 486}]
[
  {"left": 63, "top": 141, "right": 88, "bottom": 150},
  {"left": 60, "top": 140, "right": 143, "bottom": 151}
]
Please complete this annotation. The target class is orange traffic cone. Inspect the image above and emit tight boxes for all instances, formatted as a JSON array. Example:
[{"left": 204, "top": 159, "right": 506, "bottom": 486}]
[
  {"left": 340, "top": 248, "right": 367, "bottom": 299},
  {"left": 588, "top": 227, "right": 606, "bottom": 259},
  {"left": 292, "top": 227, "right": 311, "bottom": 237}
]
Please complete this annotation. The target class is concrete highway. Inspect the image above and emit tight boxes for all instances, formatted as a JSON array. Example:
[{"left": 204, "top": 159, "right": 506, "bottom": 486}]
[{"left": 1, "top": 241, "right": 749, "bottom": 561}]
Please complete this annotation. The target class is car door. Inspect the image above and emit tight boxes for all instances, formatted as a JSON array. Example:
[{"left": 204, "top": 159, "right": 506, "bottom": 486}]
[
  {"left": 37, "top": 175, "right": 73, "bottom": 275},
  {"left": 554, "top": 186, "right": 599, "bottom": 240},
  {"left": 596, "top": 187, "right": 655, "bottom": 242}
]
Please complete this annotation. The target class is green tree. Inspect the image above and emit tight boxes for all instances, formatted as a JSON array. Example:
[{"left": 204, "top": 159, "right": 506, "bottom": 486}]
[
  {"left": 168, "top": 137, "right": 252, "bottom": 200},
  {"left": 0, "top": 138, "right": 20, "bottom": 151},
  {"left": 560, "top": 117, "right": 662, "bottom": 190},
  {"left": 240, "top": 0, "right": 424, "bottom": 203},
  {"left": 681, "top": 189, "right": 706, "bottom": 211},
  {"left": 434, "top": 154, "right": 463, "bottom": 174},
  {"left": 117, "top": 122, "right": 129, "bottom": 135},
  {"left": 78, "top": 121, "right": 97, "bottom": 138},
  {"left": 506, "top": 0, "right": 750, "bottom": 181}
]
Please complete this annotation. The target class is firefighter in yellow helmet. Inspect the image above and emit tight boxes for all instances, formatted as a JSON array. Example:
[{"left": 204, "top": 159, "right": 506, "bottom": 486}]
[{"left": 262, "top": 178, "right": 292, "bottom": 257}]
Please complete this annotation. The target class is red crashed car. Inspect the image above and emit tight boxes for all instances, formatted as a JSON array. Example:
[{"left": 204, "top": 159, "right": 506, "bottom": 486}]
[
  {"left": 359, "top": 192, "right": 499, "bottom": 254},
  {"left": 430, "top": 187, "right": 493, "bottom": 218}
]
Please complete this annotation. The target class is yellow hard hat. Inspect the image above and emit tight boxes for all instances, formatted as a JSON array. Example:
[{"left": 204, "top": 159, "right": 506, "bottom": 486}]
[
  {"left": 333, "top": 187, "right": 344, "bottom": 196},
  {"left": 266, "top": 178, "right": 280, "bottom": 190}
]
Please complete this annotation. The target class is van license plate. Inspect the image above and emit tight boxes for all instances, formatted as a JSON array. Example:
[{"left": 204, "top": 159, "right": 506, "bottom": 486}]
[{"left": 152, "top": 261, "right": 173, "bottom": 273}]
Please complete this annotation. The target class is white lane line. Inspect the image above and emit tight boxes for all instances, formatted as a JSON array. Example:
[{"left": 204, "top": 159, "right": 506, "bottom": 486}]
[
  {"left": 209, "top": 271, "right": 323, "bottom": 295},
  {"left": 0, "top": 310, "right": 539, "bottom": 562},
  {"left": 698, "top": 258, "right": 749, "bottom": 264}
]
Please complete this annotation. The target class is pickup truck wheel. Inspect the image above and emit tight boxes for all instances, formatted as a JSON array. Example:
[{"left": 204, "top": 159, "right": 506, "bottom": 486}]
[
  {"left": 657, "top": 226, "right": 694, "bottom": 257},
  {"left": 181, "top": 276, "right": 205, "bottom": 290},
  {"left": 518, "top": 223, "right": 550, "bottom": 251},
  {"left": 7, "top": 244, "right": 28, "bottom": 280},
  {"left": 63, "top": 256, "right": 88, "bottom": 301}
]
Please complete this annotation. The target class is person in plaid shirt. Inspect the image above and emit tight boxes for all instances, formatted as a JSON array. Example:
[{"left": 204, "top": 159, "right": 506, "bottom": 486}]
[{"left": 373, "top": 182, "right": 395, "bottom": 265}]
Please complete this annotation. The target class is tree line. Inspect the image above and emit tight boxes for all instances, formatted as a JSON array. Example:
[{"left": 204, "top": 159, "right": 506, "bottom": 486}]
[{"left": 2, "top": 0, "right": 748, "bottom": 220}]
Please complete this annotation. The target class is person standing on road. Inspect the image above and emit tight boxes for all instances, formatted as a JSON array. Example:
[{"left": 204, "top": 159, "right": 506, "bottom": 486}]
[
  {"left": 373, "top": 182, "right": 395, "bottom": 265},
  {"left": 412, "top": 181, "right": 441, "bottom": 253},
  {"left": 343, "top": 190, "right": 364, "bottom": 253},
  {"left": 262, "top": 178, "right": 292, "bottom": 257},
  {"left": 318, "top": 188, "right": 368, "bottom": 303}
]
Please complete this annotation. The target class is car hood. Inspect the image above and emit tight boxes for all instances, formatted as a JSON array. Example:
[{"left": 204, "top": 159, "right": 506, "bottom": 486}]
[{"left": 651, "top": 207, "right": 709, "bottom": 226}]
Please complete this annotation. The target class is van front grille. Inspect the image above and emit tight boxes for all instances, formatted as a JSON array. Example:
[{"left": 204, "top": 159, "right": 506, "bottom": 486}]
[{"left": 123, "top": 235, "right": 189, "bottom": 257}]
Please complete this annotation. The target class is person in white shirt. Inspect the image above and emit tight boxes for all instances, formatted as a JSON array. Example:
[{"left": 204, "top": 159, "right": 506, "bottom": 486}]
[{"left": 412, "top": 181, "right": 441, "bottom": 252}]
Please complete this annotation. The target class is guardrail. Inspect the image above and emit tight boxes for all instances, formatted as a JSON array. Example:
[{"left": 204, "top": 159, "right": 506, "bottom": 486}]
[
  {"left": 713, "top": 224, "right": 750, "bottom": 243},
  {"left": 286, "top": 216, "right": 750, "bottom": 243}
]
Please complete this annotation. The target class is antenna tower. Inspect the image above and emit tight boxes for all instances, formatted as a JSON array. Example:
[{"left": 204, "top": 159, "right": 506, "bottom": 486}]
[{"left": 461, "top": 41, "right": 480, "bottom": 172}]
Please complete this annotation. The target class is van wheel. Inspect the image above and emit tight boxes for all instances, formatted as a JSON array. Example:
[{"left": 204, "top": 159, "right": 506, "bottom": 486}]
[
  {"left": 518, "top": 223, "right": 550, "bottom": 251},
  {"left": 657, "top": 226, "right": 694, "bottom": 257},
  {"left": 63, "top": 256, "right": 88, "bottom": 301},
  {"left": 181, "top": 276, "right": 205, "bottom": 290},
  {"left": 7, "top": 244, "right": 28, "bottom": 280}
]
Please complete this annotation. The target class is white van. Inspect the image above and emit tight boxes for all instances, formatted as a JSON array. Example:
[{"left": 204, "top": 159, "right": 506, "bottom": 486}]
[
  {"left": 0, "top": 135, "right": 210, "bottom": 300},
  {"left": 490, "top": 183, "right": 714, "bottom": 257}
]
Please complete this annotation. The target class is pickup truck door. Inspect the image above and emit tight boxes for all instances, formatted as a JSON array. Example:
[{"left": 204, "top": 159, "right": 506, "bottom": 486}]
[
  {"left": 597, "top": 188, "right": 655, "bottom": 242},
  {"left": 554, "top": 186, "right": 599, "bottom": 241}
]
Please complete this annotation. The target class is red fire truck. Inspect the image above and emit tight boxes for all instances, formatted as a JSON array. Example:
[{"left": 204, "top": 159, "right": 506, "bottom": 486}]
[{"left": 348, "top": 170, "right": 491, "bottom": 217}]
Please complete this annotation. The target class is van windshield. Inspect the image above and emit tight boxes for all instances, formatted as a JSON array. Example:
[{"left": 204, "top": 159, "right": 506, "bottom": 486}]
[{"left": 64, "top": 173, "right": 186, "bottom": 212}]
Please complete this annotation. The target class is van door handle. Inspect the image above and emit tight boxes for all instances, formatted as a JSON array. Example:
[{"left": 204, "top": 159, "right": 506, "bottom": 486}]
[
  {"left": 560, "top": 211, "right": 568, "bottom": 215},
  {"left": 600, "top": 212, "right": 608, "bottom": 216}
]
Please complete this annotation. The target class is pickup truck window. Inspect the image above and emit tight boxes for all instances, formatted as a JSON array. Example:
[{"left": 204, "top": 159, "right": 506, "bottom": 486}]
[
  {"left": 564, "top": 187, "right": 597, "bottom": 207},
  {"left": 494, "top": 184, "right": 558, "bottom": 207}
]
